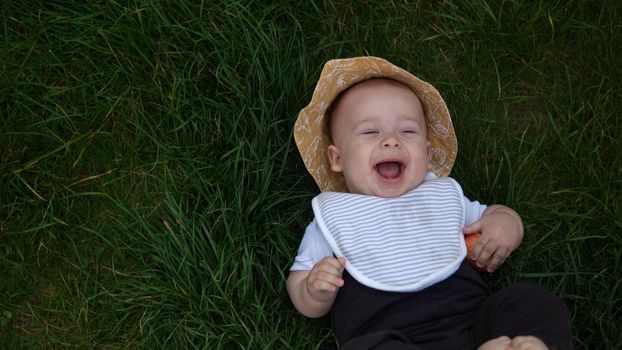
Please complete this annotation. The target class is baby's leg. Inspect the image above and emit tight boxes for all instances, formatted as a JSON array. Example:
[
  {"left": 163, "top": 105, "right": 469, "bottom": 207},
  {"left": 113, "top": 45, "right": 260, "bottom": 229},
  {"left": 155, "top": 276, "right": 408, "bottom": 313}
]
[{"left": 473, "top": 282, "right": 572, "bottom": 349}]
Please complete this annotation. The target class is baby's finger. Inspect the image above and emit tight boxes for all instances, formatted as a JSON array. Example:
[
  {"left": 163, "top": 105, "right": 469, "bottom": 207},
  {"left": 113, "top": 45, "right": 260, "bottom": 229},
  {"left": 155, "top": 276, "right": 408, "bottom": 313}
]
[
  {"left": 463, "top": 220, "right": 482, "bottom": 234},
  {"left": 309, "top": 267, "right": 339, "bottom": 285},
  {"left": 306, "top": 279, "right": 341, "bottom": 302},
  {"left": 322, "top": 256, "right": 346, "bottom": 269},
  {"left": 317, "top": 258, "right": 346, "bottom": 276},
  {"left": 486, "top": 248, "right": 509, "bottom": 272},
  {"left": 316, "top": 270, "right": 345, "bottom": 286},
  {"left": 470, "top": 235, "right": 489, "bottom": 261},
  {"left": 309, "top": 278, "right": 341, "bottom": 292},
  {"left": 475, "top": 241, "right": 496, "bottom": 270},
  {"left": 308, "top": 272, "right": 344, "bottom": 293}
]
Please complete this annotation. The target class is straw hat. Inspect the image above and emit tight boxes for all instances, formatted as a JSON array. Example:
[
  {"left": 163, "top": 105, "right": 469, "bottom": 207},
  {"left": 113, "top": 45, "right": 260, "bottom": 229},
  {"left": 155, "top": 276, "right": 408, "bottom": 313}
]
[{"left": 294, "top": 56, "right": 457, "bottom": 193}]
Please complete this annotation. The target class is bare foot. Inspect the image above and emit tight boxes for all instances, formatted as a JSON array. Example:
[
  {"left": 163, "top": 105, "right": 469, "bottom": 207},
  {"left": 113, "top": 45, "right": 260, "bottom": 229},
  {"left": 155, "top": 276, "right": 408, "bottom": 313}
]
[
  {"left": 509, "top": 336, "right": 549, "bottom": 350},
  {"left": 478, "top": 336, "right": 512, "bottom": 350},
  {"left": 478, "top": 335, "right": 550, "bottom": 350}
]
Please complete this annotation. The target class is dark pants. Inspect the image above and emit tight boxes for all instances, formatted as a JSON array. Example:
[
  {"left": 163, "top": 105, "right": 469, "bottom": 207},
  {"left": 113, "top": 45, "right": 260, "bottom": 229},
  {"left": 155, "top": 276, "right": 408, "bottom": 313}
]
[{"left": 332, "top": 261, "right": 572, "bottom": 350}]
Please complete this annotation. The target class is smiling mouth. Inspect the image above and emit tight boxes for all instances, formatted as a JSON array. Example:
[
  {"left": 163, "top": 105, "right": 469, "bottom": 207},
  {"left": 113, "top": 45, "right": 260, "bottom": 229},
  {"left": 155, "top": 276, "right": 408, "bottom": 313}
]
[{"left": 375, "top": 161, "right": 403, "bottom": 180}]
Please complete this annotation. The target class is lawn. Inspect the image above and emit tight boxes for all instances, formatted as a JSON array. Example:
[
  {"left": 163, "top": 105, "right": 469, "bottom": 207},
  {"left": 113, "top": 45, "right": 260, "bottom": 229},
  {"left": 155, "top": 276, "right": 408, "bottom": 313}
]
[{"left": 1, "top": 1, "right": 621, "bottom": 349}]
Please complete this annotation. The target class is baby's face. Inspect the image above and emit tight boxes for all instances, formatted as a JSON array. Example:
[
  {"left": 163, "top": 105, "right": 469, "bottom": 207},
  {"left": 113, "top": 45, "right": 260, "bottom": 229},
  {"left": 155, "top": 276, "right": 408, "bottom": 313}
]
[{"left": 328, "top": 79, "right": 430, "bottom": 197}]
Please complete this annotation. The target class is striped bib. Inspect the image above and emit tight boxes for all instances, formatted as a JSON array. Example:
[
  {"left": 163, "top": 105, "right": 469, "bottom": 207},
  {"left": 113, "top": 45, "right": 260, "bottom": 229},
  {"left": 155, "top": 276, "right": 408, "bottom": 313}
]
[{"left": 312, "top": 177, "right": 467, "bottom": 292}]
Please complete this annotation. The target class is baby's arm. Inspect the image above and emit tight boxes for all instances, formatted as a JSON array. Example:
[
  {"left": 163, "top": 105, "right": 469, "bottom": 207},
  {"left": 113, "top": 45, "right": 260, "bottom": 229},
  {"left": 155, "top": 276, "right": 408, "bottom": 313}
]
[
  {"left": 463, "top": 204, "right": 524, "bottom": 272},
  {"left": 286, "top": 256, "right": 346, "bottom": 318}
]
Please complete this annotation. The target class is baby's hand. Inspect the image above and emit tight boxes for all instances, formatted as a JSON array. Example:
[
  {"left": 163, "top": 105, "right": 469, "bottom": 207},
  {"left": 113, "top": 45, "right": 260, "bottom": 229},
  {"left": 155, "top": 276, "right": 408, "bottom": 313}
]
[
  {"left": 305, "top": 256, "right": 346, "bottom": 302},
  {"left": 463, "top": 205, "right": 523, "bottom": 272}
]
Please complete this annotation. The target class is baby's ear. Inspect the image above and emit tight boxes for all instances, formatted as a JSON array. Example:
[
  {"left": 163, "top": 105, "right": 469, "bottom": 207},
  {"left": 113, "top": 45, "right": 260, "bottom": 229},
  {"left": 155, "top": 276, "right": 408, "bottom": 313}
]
[
  {"left": 327, "top": 145, "right": 343, "bottom": 172},
  {"left": 426, "top": 141, "right": 433, "bottom": 170}
]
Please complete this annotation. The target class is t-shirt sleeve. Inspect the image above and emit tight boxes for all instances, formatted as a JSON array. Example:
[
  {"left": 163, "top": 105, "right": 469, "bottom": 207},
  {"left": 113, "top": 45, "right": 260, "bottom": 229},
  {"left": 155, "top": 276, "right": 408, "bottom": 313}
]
[
  {"left": 290, "top": 219, "right": 334, "bottom": 271},
  {"left": 463, "top": 196, "right": 487, "bottom": 227}
]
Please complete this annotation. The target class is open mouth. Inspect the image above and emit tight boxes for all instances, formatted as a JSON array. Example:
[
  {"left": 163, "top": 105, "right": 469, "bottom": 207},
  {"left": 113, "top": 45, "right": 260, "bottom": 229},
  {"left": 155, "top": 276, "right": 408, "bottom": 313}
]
[{"left": 375, "top": 161, "right": 404, "bottom": 180}]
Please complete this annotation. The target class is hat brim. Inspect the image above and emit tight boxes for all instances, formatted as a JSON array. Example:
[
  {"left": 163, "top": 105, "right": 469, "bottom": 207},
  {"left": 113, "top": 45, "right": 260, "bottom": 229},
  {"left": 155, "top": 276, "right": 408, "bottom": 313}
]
[{"left": 294, "top": 56, "right": 457, "bottom": 193}]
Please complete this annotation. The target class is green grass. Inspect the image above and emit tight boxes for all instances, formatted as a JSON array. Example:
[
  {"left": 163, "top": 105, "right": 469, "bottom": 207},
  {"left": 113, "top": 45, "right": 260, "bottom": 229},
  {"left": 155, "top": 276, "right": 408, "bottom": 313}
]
[{"left": 1, "top": 1, "right": 620, "bottom": 348}]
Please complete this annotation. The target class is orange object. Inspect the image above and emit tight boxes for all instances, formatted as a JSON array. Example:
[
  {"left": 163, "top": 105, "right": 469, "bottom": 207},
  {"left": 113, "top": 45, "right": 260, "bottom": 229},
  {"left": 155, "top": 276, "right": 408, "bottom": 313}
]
[
  {"left": 465, "top": 232, "right": 486, "bottom": 271},
  {"left": 465, "top": 232, "right": 481, "bottom": 254}
]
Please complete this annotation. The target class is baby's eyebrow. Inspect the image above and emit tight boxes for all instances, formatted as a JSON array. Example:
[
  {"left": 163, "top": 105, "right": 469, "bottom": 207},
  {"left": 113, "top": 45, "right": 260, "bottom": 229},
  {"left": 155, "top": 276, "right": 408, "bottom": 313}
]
[
  {"left": 401, "top": 116, "right": 425, "bottom": 127},
  {"left": 352, "top": 119, "right": 376, "bottom": 129}
]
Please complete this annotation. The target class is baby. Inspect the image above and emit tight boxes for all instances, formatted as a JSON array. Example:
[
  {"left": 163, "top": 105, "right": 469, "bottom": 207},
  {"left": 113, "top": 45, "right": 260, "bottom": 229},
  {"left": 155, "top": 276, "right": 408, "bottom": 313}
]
[{"left": 287, "top": 57, "right": 572, "bottom": 349}]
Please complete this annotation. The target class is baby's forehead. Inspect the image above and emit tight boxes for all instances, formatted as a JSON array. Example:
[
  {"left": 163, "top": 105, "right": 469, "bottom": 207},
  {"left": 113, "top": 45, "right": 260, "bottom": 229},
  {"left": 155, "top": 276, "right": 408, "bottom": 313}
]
[
  {"left": 333, "top": 78, "right": 423, "bottom": 118},
  {"left": 326, "top": 78, "right": 424, "bottom": 138},
  {"left": 345, "top": 78, "right": 416, "bottom": 96}
]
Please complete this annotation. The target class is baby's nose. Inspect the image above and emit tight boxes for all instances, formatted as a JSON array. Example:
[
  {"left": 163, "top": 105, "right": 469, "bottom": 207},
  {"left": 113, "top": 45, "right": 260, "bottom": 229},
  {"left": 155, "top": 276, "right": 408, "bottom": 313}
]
[{"left": 382, "top": 135, "right": 401, "bottom": 149}]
